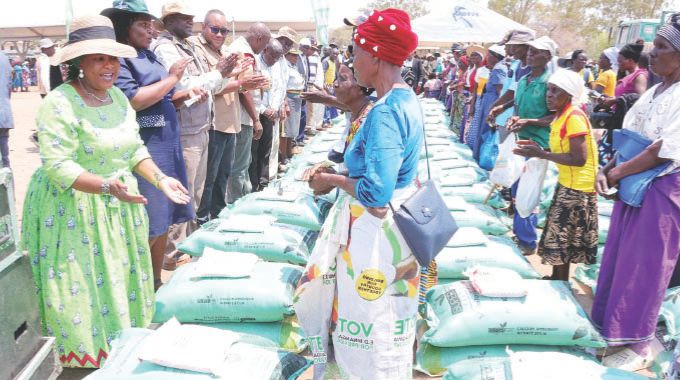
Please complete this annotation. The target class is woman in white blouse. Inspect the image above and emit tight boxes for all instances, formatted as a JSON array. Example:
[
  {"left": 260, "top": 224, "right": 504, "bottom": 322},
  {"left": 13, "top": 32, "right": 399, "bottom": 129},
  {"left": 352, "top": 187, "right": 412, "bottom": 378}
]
[{"left": 592, "top": 15, "right": 680, "bottom": 371}]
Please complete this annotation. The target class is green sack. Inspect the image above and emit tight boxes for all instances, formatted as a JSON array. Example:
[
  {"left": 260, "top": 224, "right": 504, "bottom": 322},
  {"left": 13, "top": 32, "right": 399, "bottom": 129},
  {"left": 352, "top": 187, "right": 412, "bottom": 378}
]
[
  {"left": 442, "top": 349, "right": 649, "bottom": 380},
  {"left": 177, "top": 221, "right": 309, "bottom": 265},
  {"left": 438, "top": 167, "right": 486, "bottom": 187},
  {"left": 85, "top": 328, "right": 312, "bottom": 380},
  {"left": 450, "top": 204, "right": 511, "bottom": 236},
  {"left": 415, "top": 343, "right": 594, "bottom": 377},
  {"left": 440, "top": 183, "right": 507, "bottom": 209},
  {"left": 660, "top": 287, "right": 680, "bottom": 340},
  {"left": 210, "top": 316, "right": 307, "bottom": 353},
  {"left": 436, "top": 236, "right": 540, "bottom": 280},
  {"left": 423, "top": 280, "right": 606, "bottom": 348},
  {"left": 153, "top": 261, "right": 301, "bottom": 323},
  {"left": 224, "top": 192, "right": 323, "bottom": 231},
  {"left": 574, "top": 265, "right": 599, "bottom": 293},
  {"left": 599, "top": 215, "right": 610, "bottom": 244}
]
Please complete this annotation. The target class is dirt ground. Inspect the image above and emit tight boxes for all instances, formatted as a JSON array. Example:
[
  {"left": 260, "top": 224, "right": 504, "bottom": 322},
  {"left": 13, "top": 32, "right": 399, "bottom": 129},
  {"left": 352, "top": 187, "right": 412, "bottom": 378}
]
[{"left": 9, "top": 89, "right": 657, "bottom": 379}]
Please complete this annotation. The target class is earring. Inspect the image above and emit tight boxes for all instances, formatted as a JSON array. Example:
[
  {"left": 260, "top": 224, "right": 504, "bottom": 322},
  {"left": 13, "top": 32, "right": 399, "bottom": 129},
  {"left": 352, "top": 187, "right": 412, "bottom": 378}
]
[{"left": 78, "top": 69, "right": 84, "bottom": 79}]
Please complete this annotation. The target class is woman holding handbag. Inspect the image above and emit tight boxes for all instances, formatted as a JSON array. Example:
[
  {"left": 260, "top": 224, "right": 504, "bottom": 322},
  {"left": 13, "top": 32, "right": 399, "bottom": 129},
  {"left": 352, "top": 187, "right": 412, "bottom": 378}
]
[
  {"left": 591, "top": 16, "right": 680, "bottom": 371},
  {"left": 294, "top": 9, "right": 425, "bottom": 379},
  {"left": 513, "top": 69, "right": 599, "bottom": 281}
]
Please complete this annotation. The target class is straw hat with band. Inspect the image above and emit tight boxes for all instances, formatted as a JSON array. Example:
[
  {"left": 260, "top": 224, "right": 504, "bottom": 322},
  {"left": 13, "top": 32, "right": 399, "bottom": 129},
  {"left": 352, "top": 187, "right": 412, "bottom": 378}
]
[
  {"left": 505, "top": 29, "right": 536, "bottom": 45},
  {"left": 52, "top": 15, "right": 137, "bottom": 65},
  {"left": 466, "top": 45, "right": 487, "bottom": 59},
  {"left": 101, "top": 0, "right": 159, "bottom": 21},
  {"left": 160, "top": 0, "right": 194, "bottom": 22},
  {"left": 275, "top": 26, "right": 298, "bottom": 44}
]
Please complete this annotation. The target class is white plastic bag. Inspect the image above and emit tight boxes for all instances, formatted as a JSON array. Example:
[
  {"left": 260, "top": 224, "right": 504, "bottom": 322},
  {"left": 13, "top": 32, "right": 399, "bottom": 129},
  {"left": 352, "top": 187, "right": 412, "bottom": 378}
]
[
  {"left": 515, "top": 158, "right": 549, "bottom": 218},
  {"left": 465, "top": 266, "right": 527, "bottom": 298},
  {"left": 489, "top": 134, "right": 525, "bottom": 187}
]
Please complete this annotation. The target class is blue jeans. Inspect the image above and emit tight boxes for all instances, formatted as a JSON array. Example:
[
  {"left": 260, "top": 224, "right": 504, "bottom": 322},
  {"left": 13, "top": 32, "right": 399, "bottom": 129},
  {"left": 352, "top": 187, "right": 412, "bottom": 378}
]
[{"left": 511, "top": 179, "right": 538, "bottom": 249}]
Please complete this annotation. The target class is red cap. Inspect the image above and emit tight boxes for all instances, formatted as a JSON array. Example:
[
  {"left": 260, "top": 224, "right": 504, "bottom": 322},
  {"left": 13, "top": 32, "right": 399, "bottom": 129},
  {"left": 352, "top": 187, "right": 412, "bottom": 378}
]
[{"left": 353, "top": 8, "right": 418, "bottom": 66}]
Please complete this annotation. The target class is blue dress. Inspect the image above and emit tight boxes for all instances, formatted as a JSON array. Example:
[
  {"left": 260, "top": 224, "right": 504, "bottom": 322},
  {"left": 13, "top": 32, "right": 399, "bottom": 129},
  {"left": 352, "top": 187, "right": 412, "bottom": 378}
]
[
  {"left": 344, "top": 88, "right": 423, "bottom": 207},
  {"left": 470, "top": 63, "right": 507, "bottom": 162},
  {"left": 115, "top": 49, "right": 194, "bottom": 237}
]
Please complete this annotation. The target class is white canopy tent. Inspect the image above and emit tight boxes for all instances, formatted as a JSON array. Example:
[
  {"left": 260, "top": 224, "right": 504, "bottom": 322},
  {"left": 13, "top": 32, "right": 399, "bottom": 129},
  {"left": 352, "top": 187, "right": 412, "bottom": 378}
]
[
  {"left": 412, "top": 0, "right": 534, "bottom": 47},
  {"left": 0, "top": 0, "right": 316, "bottom": 41}
]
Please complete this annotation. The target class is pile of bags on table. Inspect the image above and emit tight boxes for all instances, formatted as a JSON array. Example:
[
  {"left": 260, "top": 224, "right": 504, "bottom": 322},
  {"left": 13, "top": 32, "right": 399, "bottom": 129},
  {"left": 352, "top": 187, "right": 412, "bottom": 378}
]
[
  {"left": 85, "top": 117, "right": 354, "bottom": 380},
  {"left": 416, "top": 99, "right": 648, "bottom": 380}
]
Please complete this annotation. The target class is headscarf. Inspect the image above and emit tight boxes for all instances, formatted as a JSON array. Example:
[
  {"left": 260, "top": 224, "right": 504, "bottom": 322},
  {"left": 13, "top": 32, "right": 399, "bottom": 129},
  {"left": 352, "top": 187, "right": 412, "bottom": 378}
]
[
  {"left": 603, "top": 47, "right": 619, "bottom": 72},
  {"left": 658, "top": 12, "right": 680, "bottom": 51},
  {"left": 353, "top": 8, "right": 418, "bottom": 66},
  {"left": 548, "top": 69, "right": 588, "bottom": 106}
]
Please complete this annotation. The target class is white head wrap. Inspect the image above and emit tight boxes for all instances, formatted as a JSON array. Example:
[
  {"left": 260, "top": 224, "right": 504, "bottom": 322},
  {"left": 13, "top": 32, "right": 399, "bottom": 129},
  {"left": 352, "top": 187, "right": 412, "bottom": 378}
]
[
  {"left": 603, "top": 47, "right": 619, "bottom": 72},
  {"left": 548, "top": 69, "right": 588, "bottom": 106}
]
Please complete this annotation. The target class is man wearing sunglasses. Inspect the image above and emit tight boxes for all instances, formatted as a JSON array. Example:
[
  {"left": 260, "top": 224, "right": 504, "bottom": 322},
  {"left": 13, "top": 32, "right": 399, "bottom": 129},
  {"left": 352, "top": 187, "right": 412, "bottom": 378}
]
[{"left": 190, "top": 9, "right": 269, "bottom": 223}]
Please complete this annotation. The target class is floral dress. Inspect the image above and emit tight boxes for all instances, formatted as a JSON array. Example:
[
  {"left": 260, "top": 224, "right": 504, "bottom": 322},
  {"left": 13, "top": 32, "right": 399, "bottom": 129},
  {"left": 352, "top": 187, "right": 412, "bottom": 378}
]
[{"left": 21, "top": 83, "right": 155, "bottom": 368}]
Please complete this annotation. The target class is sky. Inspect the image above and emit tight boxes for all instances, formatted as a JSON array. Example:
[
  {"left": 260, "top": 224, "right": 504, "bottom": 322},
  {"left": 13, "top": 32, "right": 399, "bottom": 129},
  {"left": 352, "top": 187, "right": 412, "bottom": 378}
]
[
  {"left": 2, "top": 0, "right": 680, "bottom": 29},
  {"left": 1, "top": 0, "right": 371, "bottom": 28}
]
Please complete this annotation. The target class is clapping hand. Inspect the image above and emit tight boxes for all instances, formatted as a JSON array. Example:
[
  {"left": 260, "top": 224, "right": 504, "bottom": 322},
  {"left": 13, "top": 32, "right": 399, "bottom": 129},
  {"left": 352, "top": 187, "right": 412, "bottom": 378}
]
[{"left": 217, "top": 53, "right": 239, "bottom": 77}]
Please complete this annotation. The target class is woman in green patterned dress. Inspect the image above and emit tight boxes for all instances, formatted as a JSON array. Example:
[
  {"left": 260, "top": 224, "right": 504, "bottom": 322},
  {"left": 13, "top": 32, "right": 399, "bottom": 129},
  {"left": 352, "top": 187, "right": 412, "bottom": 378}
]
[{"left": 20, "top": 15, "right": 190, "bottom": 369}]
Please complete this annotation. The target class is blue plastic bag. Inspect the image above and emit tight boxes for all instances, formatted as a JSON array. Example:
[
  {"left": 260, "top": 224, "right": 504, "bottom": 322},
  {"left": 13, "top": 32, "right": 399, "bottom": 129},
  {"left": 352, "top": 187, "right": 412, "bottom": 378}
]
[{"left": 478, "top": 130, "right": 499, "bottom": 171}]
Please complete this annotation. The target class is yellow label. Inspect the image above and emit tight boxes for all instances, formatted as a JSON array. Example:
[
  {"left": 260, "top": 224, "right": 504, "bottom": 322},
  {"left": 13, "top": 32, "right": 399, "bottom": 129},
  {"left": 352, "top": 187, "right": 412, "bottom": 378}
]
[{"left": 355, "top": 269, "right": 387, "bottom": 301}]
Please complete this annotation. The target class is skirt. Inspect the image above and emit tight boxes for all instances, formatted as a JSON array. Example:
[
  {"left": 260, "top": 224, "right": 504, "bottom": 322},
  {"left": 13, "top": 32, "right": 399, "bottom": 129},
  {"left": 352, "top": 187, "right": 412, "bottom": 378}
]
[
  {"left": 591, "top": 172, "right": 680, "bottom": 345},
  {"left": 538, "top": 184, "right": 599, "bottom": 265}
]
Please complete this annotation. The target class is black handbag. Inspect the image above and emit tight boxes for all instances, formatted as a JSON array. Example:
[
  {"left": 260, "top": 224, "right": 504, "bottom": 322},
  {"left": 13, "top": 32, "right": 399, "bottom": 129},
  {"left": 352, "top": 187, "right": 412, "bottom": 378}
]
[{"left": 389, "top": 125, "right": 458, "bottom": 267}]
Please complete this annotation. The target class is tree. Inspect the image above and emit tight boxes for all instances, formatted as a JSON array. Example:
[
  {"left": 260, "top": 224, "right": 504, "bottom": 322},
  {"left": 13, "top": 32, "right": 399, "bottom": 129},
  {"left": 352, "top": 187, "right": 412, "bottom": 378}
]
[
  {"left": 488, "top": 0, "right": 542, "bottom": 25},
  {"left": 361, "top": 0, "right": 430, "bottom": 20}
]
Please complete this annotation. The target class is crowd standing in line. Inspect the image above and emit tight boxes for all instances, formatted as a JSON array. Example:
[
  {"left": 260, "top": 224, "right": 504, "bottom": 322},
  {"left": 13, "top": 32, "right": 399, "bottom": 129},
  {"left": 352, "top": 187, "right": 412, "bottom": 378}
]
[{"left": 7, "top": 0, "right": 680, "bottom": 374}]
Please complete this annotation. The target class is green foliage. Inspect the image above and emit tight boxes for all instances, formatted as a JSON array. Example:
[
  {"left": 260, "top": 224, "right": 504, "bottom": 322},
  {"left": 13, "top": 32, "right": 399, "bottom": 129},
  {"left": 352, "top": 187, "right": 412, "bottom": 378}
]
[{"left": 361, "top": 0, "right": 430, "bottom": 20}]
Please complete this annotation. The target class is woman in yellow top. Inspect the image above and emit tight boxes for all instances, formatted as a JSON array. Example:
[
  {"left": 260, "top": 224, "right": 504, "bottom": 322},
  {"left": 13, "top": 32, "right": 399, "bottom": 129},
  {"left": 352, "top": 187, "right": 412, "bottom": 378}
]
[
  {"left": 594, "top": 47, "right": 618, "bottom": 97},
  {"left": 514, "top": 69, "right": 599, "bottom": 281}
]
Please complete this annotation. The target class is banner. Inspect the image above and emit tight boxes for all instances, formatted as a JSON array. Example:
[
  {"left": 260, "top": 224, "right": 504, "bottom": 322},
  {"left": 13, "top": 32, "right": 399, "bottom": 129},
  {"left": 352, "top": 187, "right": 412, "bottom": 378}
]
[{"left": 310, "top": 0, "right": 330, "bottom": 46}]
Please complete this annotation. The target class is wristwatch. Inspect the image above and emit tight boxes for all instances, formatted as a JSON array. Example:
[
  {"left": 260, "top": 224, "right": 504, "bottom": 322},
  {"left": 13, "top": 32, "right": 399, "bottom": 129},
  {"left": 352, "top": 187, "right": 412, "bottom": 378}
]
[{"left": 101, "top": 180, "right": 111, "bottom": 195}]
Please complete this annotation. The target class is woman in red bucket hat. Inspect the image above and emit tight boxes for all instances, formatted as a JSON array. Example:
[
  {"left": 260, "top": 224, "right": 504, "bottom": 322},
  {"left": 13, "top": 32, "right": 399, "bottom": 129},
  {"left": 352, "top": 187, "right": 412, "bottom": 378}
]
[{"left": 295, "top": 8, "right": 426, "bottom": 379}]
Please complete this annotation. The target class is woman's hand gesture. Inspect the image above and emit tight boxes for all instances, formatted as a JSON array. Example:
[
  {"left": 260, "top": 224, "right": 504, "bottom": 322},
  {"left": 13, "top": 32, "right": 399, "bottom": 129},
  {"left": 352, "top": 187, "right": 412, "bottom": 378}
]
[{"left": 158, "top": 177, "right": 191, "bottom": 205}]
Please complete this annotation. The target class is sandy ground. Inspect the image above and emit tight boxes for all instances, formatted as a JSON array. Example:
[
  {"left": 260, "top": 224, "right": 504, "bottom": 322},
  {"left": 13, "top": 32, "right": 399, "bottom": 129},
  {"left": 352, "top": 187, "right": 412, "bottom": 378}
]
[{"left": 8, "top": 89, "right": 656, "bottom": 379}]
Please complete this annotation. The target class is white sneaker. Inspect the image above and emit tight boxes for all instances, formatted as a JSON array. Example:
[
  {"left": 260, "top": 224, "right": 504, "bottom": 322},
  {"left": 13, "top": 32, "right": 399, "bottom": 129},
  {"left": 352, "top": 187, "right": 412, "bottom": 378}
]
[{"left": 602, "top": 348, "right": 653, "bottom": 371}]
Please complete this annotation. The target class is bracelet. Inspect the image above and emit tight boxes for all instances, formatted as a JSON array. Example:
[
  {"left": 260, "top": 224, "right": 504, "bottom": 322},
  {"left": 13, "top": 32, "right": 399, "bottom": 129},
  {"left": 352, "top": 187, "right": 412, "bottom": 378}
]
[
  {"left": 153, "top": 173, "right": 168, "bottom": 189},
  {"left": 100, "top": 180, "right": 111, "bottom": 195},
  {"left": 237, "top": 79, "right": 244, "bottom": 93}
]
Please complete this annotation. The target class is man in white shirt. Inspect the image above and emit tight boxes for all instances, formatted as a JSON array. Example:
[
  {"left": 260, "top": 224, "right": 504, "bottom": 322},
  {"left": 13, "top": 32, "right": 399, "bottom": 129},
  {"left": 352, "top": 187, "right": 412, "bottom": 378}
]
[
  {"left": 36, "top": 38, "right": 57, "bottom": 98},
  {"left": 266, "top": 27, "right": 296, "bottom": 182},
  {"left": 226, "top": 23, "right": 271, "bottom": 203},
  {"left": 281, "top": 49, "right": 305, "bottom": 166},
  {"left": 248, "top": 39, "right": 285, "bottom": 191}
]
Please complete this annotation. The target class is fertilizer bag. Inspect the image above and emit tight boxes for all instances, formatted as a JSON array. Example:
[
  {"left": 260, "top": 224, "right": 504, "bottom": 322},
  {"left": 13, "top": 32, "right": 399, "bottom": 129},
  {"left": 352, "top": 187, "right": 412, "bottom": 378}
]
[
  {"left": 422, "top": 280, "right": 606, "bottom": 348},
  {"left": 153, "top": 261, "right": 301, "bottom": 323}
]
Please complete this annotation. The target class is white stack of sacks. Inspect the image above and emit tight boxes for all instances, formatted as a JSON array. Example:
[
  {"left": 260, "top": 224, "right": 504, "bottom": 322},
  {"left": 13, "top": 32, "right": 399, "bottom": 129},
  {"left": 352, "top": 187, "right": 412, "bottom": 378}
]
[{"left": 415, "top": 99, "right": 647, "bottom": 380}]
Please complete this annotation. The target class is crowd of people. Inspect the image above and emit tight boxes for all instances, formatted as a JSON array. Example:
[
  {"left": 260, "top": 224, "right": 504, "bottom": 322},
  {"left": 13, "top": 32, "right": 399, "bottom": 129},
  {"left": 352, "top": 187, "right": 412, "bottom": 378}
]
[
  {"left": 3, "top": 0, "right": 679, "bottom": 376},
  {"left": 413, "top": 21, "right": 679, "bottom": 371},
  {"left": 13, "top": 0, "right": 372, "bottom": 370}
]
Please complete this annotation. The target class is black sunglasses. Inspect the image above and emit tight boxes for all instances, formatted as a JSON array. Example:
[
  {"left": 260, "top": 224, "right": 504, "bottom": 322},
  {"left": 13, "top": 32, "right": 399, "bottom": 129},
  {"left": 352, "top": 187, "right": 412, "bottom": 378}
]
[{"left": 207, "top": 25, "right": 229, "bottom": 35}]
